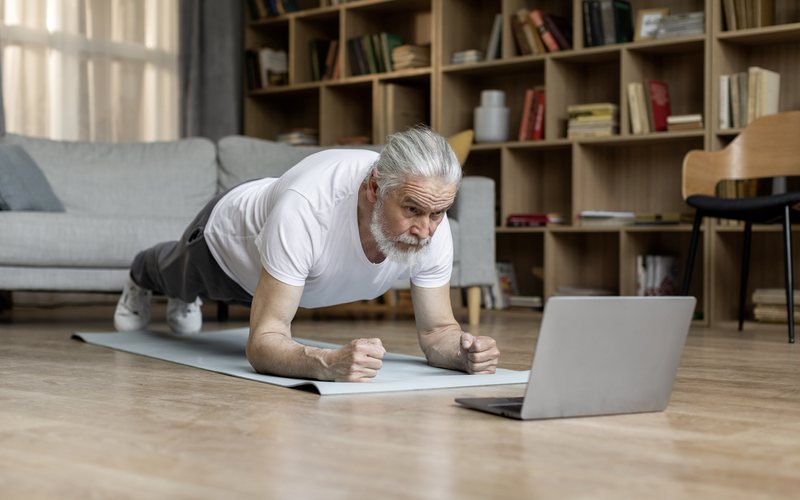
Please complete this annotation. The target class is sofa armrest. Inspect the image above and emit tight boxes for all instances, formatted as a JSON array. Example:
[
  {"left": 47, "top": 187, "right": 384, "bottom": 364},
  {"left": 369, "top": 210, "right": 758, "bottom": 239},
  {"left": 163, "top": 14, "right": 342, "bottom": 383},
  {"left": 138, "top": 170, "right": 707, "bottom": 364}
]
[{"left": 448, "top": 176, "right": 495, "bottom": 288}]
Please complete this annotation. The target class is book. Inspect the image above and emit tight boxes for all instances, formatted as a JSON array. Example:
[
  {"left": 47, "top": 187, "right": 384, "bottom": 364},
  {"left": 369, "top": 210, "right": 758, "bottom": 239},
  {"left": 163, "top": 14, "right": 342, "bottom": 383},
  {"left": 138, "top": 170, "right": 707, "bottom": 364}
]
[
  {"left": 722, "top": 0, "right": 737, "bottom": 30},
  {"left": 517, "top": 9, "right": 545, "bottom": 54},
  {"left": 599, "top": 0, "right": 615, "bottom": 45},
  {"left": 582, "top": 0, "right": 596, "bottom": 47},
  {"left": 529, "top": 9, "right": 560, "bottom": 53},
  {"left": 543, "top": 12, "right": 572, "bottom": 50},
  {"left": 647, "top": 80, "right": 671, "bottom": 132},
  {"left": 719, "top": 74, "right": 731, "bottom": 129},
  {"left": 531, "top": 89, "right": 546, "bottom": 140},
  {"left": 517, "top": 88, "right": 536, "bottom": 141},
  {"left": 508, "top": 295, "right": 542, "bottom": 309},
  {"left": 612, "top": 0, "right": 633, "bottom": 43},
  {"left": 577, "top": 210, "right": 634, "bottom": 226},
  {"left": 627, "top": 82, "right": 642, "bottom": 134},
  {"left": 667, "top": 114, "right": 702, "bottom": 124},
  {"left": 380, "top": 33, "right": 404, "bottom": 72},
  {"left": 485, "top": 13, "right": 503, "bottom": 61},
  {"left": 749, "top": 66, "right": 780, "bottom": 122},
  {"left": 510, "top": 13, "right": 533, "bottom": 55}
]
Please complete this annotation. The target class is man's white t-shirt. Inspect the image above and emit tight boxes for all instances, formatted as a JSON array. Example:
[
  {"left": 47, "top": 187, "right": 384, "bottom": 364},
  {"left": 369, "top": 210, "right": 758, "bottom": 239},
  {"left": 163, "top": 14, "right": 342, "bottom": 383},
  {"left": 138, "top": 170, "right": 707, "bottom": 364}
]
[{"left": 203, "top": 149, "right": 453, "bottom": 308}]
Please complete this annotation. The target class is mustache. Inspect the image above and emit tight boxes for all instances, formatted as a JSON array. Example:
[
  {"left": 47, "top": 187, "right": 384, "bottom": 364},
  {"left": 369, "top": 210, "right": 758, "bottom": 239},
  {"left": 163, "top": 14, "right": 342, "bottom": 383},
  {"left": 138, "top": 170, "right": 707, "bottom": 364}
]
[{"left": 394, "top": 233, "right": 431, "bottom": 248}]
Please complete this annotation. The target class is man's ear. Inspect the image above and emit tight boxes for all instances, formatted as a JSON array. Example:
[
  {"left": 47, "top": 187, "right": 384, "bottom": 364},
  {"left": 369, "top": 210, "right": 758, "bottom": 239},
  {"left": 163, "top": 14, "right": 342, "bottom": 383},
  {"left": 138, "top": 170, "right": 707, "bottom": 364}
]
[{"left": 366, "top": 171, "right": 379, "bottom": 203}]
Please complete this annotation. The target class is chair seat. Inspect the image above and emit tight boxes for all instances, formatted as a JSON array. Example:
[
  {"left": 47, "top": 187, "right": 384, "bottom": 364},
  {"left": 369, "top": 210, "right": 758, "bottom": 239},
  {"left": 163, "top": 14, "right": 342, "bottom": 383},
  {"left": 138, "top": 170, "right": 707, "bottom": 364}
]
[{"left": 687, "top": 192, "right": 800, "bottom": 224}]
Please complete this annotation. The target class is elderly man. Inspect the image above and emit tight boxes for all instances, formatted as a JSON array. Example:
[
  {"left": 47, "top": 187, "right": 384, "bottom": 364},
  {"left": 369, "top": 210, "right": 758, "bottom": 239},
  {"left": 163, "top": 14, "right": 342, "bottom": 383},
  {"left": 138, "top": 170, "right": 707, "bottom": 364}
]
[{"left": 114, "top": 127, "right": 500, "bottom": 382}]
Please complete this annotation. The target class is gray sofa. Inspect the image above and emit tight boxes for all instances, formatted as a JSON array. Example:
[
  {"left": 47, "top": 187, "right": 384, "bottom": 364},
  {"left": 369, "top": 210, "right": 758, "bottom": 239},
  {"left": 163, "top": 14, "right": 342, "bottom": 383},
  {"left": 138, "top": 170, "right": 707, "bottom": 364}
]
[{"left": 0, "top": 133, "right": 495, "bottom": 323}]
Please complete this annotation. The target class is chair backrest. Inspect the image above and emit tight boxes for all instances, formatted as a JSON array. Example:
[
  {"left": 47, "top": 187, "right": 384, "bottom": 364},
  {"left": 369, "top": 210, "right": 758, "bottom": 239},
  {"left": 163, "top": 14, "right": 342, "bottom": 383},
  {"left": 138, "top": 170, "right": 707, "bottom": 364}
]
[{"left": 682, "top": 111, "right": 800, "bottom": 199}]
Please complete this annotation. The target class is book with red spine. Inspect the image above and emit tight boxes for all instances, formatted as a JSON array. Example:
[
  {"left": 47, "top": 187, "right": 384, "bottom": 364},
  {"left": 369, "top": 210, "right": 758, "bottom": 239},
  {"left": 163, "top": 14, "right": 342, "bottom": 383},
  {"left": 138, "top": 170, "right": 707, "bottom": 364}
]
[
  {"left": 518, "top": 88, "right": 537, "bottom": 141},
  {"left": 647, "top": 80, "right": 671, "bottom": 132}
]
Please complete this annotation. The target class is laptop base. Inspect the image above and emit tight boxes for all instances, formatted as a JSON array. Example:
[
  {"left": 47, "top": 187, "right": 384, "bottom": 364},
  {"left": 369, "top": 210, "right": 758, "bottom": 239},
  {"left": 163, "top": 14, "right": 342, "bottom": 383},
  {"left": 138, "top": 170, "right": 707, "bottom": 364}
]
[{"left": 455, "top": 396, "right": 525, "bottom": 419}]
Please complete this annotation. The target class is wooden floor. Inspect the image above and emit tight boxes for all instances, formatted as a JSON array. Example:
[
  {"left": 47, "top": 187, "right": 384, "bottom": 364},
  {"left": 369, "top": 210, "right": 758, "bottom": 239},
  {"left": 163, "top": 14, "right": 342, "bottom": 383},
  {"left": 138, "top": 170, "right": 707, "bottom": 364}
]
[{"left": 2, "top": 303, "right": 800, "bottom": 499}]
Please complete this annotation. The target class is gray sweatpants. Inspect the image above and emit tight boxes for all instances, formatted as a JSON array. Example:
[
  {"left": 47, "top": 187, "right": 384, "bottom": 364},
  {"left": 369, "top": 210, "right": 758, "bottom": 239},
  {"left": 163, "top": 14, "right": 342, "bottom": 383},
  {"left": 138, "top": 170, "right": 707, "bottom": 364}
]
[{"left": 130, "top": 190, "right": 252, "bottom": 306}]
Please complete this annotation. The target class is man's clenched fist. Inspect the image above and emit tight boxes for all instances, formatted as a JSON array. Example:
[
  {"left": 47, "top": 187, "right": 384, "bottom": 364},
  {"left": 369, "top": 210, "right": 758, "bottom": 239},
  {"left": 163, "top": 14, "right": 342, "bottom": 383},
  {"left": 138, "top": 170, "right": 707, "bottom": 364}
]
[
  {"left": 323, "top": 338, "right": 386, "bottom": 382},
  {"left": 460, "top": 333, "right": 500, "bottom": 374}
]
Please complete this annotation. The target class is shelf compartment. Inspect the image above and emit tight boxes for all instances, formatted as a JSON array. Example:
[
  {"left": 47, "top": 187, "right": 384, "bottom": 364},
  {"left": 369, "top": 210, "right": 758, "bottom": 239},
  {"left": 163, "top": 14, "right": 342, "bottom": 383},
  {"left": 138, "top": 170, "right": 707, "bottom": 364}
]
[
  {"left": 244, "top": 87, "right": 320, "bottom": 142},
  {"left": 440, "top": 0, "right": 501, "bottom": 65},
  {"left": 500, "top": 146, "right": 572, "bottom": 227},
  {"left": 546, "top": 54, "right": 620, "bottom": 140},
  {"left": 573, "top": 137, "right": 704, "bottom": 217},
  {"left": 545, "top": 231, "right": 620, "bottom": 298},
  {"left": 461, "top": 148, "right": 501, "bottom": 226},
  {"left": 621, "top": 230, "right": 704, "bottom": 315},
  {"left": 717, "top": 22, "right": 800, "bottom": 45},
  {"left": 320, "top": 82, "right": 373, "bottom": 145},
  {"left": 439, "top": 63, "right": 545, "bottom": 139},
  {"left": 711, "top": 228, "right": 800, "bottom": 324},
  {"left": 497, "top": 231, "right": 545, "bottom": 299},
  {"left": 293, "top": 10, "right": 340, "bottom": 84}
]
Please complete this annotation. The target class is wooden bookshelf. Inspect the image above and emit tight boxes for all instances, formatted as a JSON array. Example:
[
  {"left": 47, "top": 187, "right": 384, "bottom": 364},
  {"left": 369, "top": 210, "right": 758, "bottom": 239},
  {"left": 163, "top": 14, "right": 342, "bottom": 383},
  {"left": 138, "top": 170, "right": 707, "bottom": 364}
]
[{"left": 242, "top": 0, "right": 800, "bottom": 328}]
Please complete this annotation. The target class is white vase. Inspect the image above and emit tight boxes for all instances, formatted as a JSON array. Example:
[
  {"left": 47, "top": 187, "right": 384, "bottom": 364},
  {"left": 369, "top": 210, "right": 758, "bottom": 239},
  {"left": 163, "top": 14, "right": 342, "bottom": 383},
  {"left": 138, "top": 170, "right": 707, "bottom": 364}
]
[{"left": 474, "top": 90, "right": 509, "bottom": 143}]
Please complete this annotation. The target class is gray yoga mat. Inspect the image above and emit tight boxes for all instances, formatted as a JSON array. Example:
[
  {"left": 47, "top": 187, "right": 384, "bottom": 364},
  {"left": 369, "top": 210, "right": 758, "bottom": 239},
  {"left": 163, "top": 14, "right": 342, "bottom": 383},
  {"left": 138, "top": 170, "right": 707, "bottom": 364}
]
[{"left": 73, "top": 328, "right": 529, "bottom": 395}]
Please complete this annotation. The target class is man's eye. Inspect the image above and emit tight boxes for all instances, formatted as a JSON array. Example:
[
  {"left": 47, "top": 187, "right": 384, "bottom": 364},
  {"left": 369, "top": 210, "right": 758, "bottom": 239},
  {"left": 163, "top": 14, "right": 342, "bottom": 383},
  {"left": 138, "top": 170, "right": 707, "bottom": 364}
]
[{"left": 405, "top": 206, "right": 419, "bottom": 215}]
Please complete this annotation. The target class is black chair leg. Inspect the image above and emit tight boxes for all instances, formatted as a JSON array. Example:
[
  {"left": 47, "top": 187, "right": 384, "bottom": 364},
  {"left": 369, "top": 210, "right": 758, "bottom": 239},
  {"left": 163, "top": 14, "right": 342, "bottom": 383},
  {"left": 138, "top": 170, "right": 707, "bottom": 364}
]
[
  {"left": 682, "top": 212, "right": 703, "bottom": 296},
  {"left": 782, "top": 205, "right": 795, "bottom": 344},
  {"left": 738, "top": 222, "right": 752, "bottom": 331},
  {"left": 217, "top": 302, "right": 229, "bottom": 322}
]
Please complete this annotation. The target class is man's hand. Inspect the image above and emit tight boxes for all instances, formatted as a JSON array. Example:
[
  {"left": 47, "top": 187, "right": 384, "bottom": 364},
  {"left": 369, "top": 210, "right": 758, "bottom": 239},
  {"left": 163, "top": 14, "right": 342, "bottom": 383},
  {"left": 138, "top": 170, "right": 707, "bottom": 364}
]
[
  {"left": 460, "top": 333, "right": 500, "bottom": 374},
  {"left": 323, "top": 338, "right": 386, "bottom": 382}
]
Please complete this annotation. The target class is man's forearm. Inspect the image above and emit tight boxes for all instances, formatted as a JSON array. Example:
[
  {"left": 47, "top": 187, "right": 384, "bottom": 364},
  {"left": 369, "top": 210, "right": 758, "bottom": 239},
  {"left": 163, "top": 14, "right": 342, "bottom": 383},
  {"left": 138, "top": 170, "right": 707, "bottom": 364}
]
[
  {"left": 246, "top": 331, "right": 332, "bottom": 380},
  {"left": 419, "top": 327, "right": 466, "bottom": 371}
]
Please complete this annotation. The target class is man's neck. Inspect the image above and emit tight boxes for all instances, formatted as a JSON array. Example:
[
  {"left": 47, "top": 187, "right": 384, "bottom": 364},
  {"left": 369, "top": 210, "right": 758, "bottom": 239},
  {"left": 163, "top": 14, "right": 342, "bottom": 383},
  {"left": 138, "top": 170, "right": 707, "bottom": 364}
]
[{"left": 357, "top": 181, "right": 385, "bottom": 263}]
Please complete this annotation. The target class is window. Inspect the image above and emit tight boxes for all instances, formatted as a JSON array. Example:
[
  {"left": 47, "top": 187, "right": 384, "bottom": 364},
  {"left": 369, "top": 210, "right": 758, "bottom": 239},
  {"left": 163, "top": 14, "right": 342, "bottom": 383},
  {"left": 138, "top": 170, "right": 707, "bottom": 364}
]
[{"left": 0, "top": 0, "right": 179, "bottom": 141}]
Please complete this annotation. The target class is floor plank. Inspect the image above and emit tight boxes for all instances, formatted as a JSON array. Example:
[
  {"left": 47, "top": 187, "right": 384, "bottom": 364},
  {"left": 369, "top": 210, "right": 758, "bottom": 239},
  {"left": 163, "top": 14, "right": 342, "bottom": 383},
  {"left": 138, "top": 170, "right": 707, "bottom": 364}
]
[{"left": 1, "top": 304, "right": 799, "bottom": 499}]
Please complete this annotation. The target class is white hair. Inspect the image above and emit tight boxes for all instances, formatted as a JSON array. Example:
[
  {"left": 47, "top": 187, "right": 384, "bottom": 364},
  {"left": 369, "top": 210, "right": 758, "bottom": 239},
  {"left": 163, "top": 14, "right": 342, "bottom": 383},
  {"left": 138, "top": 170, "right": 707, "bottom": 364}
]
[{"left": 366, "top": 126, "right": 462, "bottom": 197}]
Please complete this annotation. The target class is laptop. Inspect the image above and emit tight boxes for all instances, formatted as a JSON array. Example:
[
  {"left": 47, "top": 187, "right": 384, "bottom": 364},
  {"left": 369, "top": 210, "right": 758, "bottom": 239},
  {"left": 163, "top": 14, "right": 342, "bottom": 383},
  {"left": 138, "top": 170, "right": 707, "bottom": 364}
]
[{"left": 455, "top": 296, "right": 696, "bottom": 420}]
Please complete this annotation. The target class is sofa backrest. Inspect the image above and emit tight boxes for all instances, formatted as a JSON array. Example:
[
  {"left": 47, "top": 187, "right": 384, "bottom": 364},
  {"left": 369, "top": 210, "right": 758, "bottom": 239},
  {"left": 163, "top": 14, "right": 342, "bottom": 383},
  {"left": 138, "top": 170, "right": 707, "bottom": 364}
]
[
  {"left": 1, "top": 134, "right": 218, "bottom": 218},
  {"left": 217, "top": 135, "right": 382, "bottom": 192}
]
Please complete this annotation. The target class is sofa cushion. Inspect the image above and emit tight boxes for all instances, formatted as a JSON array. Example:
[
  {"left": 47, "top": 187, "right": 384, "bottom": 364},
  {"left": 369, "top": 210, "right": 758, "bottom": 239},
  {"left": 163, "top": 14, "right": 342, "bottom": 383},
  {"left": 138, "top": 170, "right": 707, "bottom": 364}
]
[
  {"left": 217, "top": 135, "right": 382, "bottom": 191},
  {"left": 0, "top": 212, "right": 192, "bottom": 267},
  {"left": 0, "top": 134, "right": 217, "bottom": 218},
  {"left": 0, "top": 144, "right": 65, "bottom": 212}
]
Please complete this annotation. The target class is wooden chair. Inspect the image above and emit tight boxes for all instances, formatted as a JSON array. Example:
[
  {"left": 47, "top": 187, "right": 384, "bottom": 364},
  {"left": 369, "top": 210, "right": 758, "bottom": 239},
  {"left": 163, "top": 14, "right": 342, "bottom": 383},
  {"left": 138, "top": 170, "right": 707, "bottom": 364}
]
[{"left": 680, "top": 111, "right": 800, "bottom": 343}]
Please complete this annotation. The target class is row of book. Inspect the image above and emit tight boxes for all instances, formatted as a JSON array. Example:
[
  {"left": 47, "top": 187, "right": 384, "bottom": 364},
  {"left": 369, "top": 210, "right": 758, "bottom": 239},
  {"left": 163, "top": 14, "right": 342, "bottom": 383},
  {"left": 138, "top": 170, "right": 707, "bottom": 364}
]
[
  {"left": 635, "top": 255, "right": 680, "bottom": 297},
  {"left": 567, "top": 102, "right": 618, "bottom": 139},
  {"left": 719, "top": 66, "right": 780, "bottom": 130},
  {"left": 481, "top": 262, "right": 543, "bottom": 310},
  {"left": 582, "top": 0, "right": 633, "bottom": 47},
  {"left": 506, "top": 212, "right": 691, "bottom": 227},
  {"left": 245, "top": 47, "right": 288, "bottom": 90},
  {"left": 654, "top": 11, "right": 705, "bottom": 39},
  {"left": 517, "top": 88, "right": 546, "bottom": 142},
  {"left": 309, "top": 39, "right": 341, "bottom": 81},
  {"left": 722, "top": 0, "right": 775, "bottom": 31},
  {"left": 510, "top": 8, "right": 573, "bottom": 56},
  {"left": 577, "top": 211, "right": 693, "bottom": 227},
  {"left": 627, "top": 80, "right": 670, "bottom": 133},
  {"left": 346, "top": 33, "right": 407, "bottom": 76},
  {"left": 753, "top": 288, "right": 799, "bottom": 324},
  {"left": 245, "top": 0, "right": 298, "bottom": 19}
]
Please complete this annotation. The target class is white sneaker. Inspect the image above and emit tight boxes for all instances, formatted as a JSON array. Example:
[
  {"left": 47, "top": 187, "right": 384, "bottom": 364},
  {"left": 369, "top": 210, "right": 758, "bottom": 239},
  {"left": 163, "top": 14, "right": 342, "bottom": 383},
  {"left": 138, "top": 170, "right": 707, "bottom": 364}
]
[
  {"left": 167, "top": 297, "right": 203, "bottom": 334},
  {"left": 114, "top": 279, "right": 152, "bottom": 331}
]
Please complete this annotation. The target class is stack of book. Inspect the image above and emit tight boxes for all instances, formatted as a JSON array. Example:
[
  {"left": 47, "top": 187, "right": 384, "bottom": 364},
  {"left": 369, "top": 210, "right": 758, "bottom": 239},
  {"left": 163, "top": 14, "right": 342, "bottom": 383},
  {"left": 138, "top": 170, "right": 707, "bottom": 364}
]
[
  {"left": 567, "top": 103, "right": 619, "bottom": 139},
  {"left": 451, "top": 49, "right": 484, "bottom": 65},
  {"left": 633, "top": 212, "right": 693, "bottom": 225},
  {"left": 392, "top": 44, "right": 430, "bottom": 70},
  {"left": 276, "top": 128, "right": 318, "bottom": 146},
  {"left": 667, "top": 114, "right": 703, "bottom": 131},
  {"left": 655, "top": 11, "right": 705, "bottom": 39},
  {"left": 635, "top": 255, "right": 680, "bottom": 296},
  {"left": 722, "top": 0, "right": 774, "bottom": 31},
  {"left": 577, "top": 210, "right": 634, "bottom": 226},
  {"left": 752, "top": 288, "right": 800, "bottom": 323},
  {"left": 505, "top": 213, "right": 564, "bottom": 227},
  {"left": 627, "top": 80, "right": 673, "bottom": 134},
  {"left": 510, "top": 8, "right": 572, "bottom": 55},
  {"left": 347, "top": 33, "right": 405, "bottom": 76},
  {"left": 245, "top": 0, "right": 299, "bottom": 19},
  {"left": 719, "top": 66, "right": 780, "bottom": 129},
  {"left": 244, "top": 47, "right": 288, "bottom": 90},
  {"left": 581, "top": 0, "right": 633, "bottom": 47},
  {"left": 517, "top": 88, "right": 546, "bottom": 141}
]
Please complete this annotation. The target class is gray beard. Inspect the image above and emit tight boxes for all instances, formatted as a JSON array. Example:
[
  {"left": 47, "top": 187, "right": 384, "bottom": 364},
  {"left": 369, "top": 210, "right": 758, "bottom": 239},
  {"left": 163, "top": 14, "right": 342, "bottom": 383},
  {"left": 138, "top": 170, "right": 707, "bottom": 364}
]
[{"left": 369, "top": 196, "right": 432, "bottom": 268}]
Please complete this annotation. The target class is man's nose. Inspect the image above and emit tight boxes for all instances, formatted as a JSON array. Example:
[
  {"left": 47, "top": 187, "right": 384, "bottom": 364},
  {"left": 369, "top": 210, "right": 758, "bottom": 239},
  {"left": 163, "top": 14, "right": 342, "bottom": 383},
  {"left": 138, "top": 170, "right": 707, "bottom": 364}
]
[{"left": 410, "top": 217, "right": 432, "bottom": 239}]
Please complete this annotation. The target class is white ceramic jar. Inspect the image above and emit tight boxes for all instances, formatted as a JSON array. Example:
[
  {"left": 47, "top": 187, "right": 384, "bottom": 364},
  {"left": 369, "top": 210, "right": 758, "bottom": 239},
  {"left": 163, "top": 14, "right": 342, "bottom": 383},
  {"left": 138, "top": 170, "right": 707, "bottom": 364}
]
[{"left": 474, "top": 89, "right": 509, "bottom": 143}]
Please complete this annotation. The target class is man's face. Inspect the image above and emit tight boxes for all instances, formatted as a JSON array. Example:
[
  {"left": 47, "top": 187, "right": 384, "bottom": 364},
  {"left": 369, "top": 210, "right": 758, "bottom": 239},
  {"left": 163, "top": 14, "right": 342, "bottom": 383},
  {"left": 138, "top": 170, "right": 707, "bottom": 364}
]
[{"left": 369, "top": 177, "right": 457, "bottom": 266}]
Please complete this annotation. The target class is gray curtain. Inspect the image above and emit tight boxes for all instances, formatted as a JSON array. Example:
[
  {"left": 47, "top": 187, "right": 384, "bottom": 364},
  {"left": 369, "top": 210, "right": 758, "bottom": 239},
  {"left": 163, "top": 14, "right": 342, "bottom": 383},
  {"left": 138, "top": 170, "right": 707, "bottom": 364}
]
[
  {"left": 0, "top": 49, "right": 5, "bottom": 136},
  {"left": 180, "top": 0, "right": 243, "bottom": 141}
]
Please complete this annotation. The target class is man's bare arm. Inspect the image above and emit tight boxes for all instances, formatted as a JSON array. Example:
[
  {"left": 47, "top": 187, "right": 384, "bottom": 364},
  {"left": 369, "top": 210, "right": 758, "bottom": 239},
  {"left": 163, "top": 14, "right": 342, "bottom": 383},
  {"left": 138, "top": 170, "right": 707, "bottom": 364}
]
[
  {"left": 411, "top": 283, "right": 499, "bottom": 374},
  {"left": 246, "top": 268, "right": 385, "bottom": 382}
]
